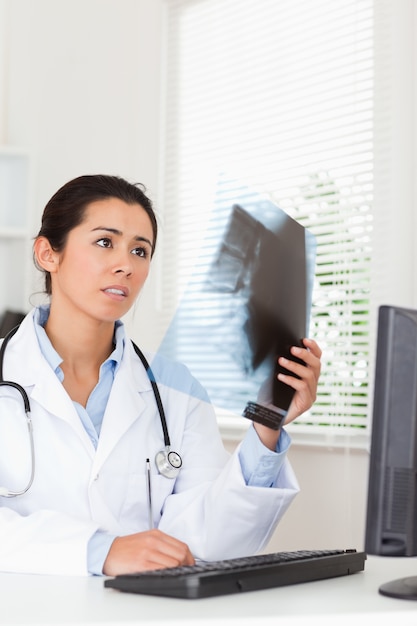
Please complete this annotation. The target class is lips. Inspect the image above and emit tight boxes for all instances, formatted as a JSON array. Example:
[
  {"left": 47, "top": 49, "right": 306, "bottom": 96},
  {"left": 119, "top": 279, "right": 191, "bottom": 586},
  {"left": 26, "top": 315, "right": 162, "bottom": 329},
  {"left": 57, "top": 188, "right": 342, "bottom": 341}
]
[{"left": 103, "top": 286, "right": 129, "bottom": 297}]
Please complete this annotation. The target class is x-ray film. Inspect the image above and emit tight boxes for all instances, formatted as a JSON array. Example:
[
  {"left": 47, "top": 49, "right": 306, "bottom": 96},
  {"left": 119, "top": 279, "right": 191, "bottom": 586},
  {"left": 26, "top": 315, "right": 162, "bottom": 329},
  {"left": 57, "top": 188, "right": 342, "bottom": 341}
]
[{"left": 157, "top": 197, "right": 316, "bottom": 416}]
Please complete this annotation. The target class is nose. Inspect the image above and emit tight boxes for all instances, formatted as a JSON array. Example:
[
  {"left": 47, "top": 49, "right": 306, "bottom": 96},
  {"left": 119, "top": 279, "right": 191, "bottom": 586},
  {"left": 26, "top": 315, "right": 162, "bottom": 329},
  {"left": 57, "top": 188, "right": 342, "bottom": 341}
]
[{"left": 113, "top": 251, "right": 133, "bottom": 277}]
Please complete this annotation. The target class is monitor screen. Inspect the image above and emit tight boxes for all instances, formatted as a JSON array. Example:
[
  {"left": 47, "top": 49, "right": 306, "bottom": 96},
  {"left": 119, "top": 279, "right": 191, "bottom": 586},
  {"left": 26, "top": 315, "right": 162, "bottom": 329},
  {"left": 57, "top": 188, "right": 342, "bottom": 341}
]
[{"left": 365, "top": 304, "right": 417, "bottom": 599}]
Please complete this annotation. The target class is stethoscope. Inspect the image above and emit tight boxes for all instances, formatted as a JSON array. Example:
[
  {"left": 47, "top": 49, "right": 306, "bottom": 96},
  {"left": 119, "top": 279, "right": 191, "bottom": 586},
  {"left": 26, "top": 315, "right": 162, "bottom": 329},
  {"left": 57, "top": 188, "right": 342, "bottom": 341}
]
[{"left": 0, "top": 324, "right": 183, "bottom": 498}]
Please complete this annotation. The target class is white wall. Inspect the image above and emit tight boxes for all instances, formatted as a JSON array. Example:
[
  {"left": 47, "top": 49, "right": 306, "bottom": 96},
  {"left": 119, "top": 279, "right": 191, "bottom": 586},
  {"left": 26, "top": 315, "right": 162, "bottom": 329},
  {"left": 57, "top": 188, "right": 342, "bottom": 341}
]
[
  {"left": 1, "top": 0, "right": 411, "bottom": 555},
  {"left": 224, "top": 438, "right": 368, "bottom": 553},
  {"left": 0, "top": 0, "right": 164, "bottom": 341}
]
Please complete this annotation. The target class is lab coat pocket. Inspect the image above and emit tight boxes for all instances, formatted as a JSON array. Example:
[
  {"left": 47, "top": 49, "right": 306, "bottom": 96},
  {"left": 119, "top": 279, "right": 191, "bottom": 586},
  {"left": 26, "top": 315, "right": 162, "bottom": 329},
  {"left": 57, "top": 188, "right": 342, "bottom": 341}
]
[{"left": 120, "top": 471, "right": 176, "bottom": 531}]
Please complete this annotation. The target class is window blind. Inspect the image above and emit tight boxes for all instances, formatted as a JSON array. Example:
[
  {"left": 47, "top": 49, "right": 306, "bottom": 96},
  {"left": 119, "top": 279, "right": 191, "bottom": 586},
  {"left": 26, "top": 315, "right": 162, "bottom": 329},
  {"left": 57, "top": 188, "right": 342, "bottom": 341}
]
[{"left": 158, "top": 0, "right": 378, "bottom": 432}]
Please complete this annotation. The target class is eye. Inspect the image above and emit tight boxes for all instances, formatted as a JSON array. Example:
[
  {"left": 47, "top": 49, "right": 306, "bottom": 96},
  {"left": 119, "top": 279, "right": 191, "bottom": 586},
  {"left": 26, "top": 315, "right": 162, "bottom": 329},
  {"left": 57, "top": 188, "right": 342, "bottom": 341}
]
[
  {"left": 96, "top": 237, "right": 112, "bottom": 248},
  {"left": 131, "top": 246, "right": 150, "bottom": 259}
]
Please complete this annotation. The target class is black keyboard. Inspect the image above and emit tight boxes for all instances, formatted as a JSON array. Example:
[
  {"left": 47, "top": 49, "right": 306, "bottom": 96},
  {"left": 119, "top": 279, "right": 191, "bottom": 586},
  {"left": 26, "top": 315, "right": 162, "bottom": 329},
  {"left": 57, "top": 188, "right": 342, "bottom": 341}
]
[{"left": 104, "top": 548, "right": 366, "bottom": 599}]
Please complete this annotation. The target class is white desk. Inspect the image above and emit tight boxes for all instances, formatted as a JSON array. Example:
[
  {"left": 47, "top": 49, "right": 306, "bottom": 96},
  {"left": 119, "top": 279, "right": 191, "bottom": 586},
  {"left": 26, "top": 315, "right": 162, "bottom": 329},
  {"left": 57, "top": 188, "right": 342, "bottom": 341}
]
[{"left": 2, "top": 556, "right": 417, "bottom": 626}]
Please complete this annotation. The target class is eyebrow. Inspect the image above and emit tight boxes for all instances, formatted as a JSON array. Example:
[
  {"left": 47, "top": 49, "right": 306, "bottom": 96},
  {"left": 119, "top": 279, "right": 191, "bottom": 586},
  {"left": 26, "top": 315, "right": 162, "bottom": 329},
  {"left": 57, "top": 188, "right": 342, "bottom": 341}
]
[{"left": 91, "top": 226, "right": 153, "bottom": 249}]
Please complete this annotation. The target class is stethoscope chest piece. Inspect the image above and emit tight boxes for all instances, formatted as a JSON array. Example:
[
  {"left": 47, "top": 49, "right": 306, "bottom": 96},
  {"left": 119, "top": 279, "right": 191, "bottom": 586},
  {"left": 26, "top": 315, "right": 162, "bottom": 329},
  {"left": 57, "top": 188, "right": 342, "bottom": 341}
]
[
  {"left": 155, "top": 447, "right": 182, "bottom": 479},
  {"left": 131, "top": 342, "right": 184, "bottom": 479},
  {"left": 0, "top": 330, "right": 184, "bottom": 498}
]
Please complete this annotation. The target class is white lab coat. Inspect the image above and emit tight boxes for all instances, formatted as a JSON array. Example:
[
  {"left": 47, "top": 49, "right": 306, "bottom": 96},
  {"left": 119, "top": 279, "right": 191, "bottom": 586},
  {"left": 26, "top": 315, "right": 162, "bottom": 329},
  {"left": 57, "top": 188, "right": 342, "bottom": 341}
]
[{"left": 0, "top": 312, "right": 299, "bottom": 575}]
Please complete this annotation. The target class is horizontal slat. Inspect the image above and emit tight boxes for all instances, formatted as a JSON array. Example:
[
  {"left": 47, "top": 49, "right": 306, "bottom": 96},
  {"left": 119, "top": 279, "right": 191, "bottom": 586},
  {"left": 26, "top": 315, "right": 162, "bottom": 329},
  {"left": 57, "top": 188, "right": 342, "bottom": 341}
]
[{"left": 160, "top": 0, "right": 375, "bottom": 429}]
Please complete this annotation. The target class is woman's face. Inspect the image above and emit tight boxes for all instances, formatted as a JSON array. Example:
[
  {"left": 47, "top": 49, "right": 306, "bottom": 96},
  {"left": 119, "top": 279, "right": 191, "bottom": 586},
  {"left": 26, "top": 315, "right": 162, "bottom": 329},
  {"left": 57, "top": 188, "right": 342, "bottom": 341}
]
[{"left": 49, "top": 197, "right": 154, "bottom": 323}]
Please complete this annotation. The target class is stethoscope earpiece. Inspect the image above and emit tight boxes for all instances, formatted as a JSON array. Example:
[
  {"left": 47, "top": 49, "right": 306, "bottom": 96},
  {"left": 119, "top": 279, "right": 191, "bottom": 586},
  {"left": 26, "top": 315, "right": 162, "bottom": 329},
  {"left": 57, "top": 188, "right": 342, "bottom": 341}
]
[{"left": 155, "top": 447, "right": 183, "bottom": 479}]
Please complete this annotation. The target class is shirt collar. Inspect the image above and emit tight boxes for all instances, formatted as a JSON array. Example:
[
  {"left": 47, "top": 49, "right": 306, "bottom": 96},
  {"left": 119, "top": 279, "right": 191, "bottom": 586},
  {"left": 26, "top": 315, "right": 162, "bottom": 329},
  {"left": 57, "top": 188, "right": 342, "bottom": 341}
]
[{"left": 33, "top": 304, "right": 125, "bottom": 378}]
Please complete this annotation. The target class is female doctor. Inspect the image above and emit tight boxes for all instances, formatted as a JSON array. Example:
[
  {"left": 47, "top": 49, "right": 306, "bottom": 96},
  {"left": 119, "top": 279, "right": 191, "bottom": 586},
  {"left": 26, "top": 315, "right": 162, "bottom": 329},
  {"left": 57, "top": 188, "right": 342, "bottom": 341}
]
[{"left": 0, "top": 175, "right": 321, "bottom": 577}]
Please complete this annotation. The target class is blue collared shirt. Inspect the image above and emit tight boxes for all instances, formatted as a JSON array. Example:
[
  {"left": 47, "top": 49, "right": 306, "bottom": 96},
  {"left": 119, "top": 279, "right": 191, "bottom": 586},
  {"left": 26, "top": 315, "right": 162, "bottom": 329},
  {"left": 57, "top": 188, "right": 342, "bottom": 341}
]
[
  {"left": 34, "top": 306, "right": 124, "bottom": 447},
  {"left": 33, "top": 305, "right": 290, "bottom": 574}
]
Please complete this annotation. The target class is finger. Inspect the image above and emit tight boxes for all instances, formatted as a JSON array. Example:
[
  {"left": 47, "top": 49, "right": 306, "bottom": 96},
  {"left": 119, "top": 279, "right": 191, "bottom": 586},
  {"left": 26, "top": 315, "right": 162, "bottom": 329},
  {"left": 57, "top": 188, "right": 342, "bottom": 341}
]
[
  {"left": 291, "top": 344, "right": 321, "bottom": 376},
  {"left": 291, "top": 343, "right": 320, "bottom": 367},
  {"left": 301, "top": 337, "right": 322, "bottom": 359},
  {"left": 279, "top": 355, "right": 315, "bottom": 382},
  {"left": 145, "top": 530, "right": 195, "bottom": 567},
  {"left": 144, "top": 551, "right": 194, "bottom": 570},
  {"left": 278, "top": 368, "right": 314, "bottom": 396},
  {"left": 278, "top": 359, "right": 318, "bottom": 405}
]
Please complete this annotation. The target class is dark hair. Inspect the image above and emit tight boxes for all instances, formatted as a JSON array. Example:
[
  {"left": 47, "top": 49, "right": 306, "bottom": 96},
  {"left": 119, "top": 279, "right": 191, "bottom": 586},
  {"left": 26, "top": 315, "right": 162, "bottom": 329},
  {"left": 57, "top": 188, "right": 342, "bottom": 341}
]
[{"left": 35, "top": 174, "right": 158, "bottom": 295}]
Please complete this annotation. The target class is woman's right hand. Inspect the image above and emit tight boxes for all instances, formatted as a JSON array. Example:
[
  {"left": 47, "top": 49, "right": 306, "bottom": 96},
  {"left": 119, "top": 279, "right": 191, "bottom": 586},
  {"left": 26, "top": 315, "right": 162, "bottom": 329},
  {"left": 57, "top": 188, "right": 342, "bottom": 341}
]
[{"left": 103, "top": 529, "right": 195, "bottom": 576}]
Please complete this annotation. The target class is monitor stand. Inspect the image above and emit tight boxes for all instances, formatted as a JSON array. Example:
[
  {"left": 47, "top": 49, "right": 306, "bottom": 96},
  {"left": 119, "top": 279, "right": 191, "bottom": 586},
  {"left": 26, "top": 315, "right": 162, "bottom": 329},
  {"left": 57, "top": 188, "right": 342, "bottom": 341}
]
[{"left": 379, "top": 576, "right": 417, "bottom": 600}]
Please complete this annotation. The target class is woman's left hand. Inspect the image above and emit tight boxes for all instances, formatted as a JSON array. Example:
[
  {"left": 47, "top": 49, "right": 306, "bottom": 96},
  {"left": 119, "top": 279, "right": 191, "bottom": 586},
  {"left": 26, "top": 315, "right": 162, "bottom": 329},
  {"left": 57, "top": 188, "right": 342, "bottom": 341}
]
[
  {"left": 280, "top": 337, "right": 322, "bottom": 425},
  {"left": 253, "top": 338, "right": 322, "bottom": 450}
]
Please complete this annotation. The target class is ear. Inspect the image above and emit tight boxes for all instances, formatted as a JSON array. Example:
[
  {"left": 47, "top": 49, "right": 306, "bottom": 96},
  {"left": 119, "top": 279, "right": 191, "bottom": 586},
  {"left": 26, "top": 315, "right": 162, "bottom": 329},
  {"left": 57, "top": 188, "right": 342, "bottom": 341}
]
[{"left": 33, "top": 236, "right": 59, "bottom": 273}]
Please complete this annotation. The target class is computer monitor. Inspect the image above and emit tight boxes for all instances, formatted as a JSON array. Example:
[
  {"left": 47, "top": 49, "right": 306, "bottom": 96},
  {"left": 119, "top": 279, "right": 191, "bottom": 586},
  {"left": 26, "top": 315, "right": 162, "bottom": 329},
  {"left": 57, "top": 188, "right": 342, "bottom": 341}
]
[{"left": 365, "top": 304, "right": 417, "bottom": 599}]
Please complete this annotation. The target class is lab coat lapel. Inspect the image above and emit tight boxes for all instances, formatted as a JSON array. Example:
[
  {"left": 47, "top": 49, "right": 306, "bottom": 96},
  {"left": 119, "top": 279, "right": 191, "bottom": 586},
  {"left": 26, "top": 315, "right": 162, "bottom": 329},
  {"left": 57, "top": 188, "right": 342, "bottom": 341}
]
[
  {"left": 5, "top": 314, "right": 151, "bottom": 468},
  {"left": 30, "top": 371, "right": 96, "bottom": 453},
  {"left": 91, "top": 348, "right": 150, "bottom": 473},
  {"left": 6, "top": 321, "right": 94, "bottom": 451}
]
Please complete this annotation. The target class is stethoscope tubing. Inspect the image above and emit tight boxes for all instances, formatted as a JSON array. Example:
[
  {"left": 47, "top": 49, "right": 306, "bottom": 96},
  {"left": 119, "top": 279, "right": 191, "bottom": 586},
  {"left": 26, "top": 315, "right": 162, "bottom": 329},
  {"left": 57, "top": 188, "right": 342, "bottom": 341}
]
[
  {"left": 0, "top": 323, "right": 182, "bottom": 497},
  {"left": 131, "top": 341, "right": 170, "bottom": 449}
]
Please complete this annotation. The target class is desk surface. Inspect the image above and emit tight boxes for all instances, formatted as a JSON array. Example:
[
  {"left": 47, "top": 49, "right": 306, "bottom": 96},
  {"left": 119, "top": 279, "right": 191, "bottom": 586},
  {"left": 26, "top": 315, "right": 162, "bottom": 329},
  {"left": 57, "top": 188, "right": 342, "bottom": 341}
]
[{"left": 2, "top": 555, "right": 417, "bottom": 626}]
